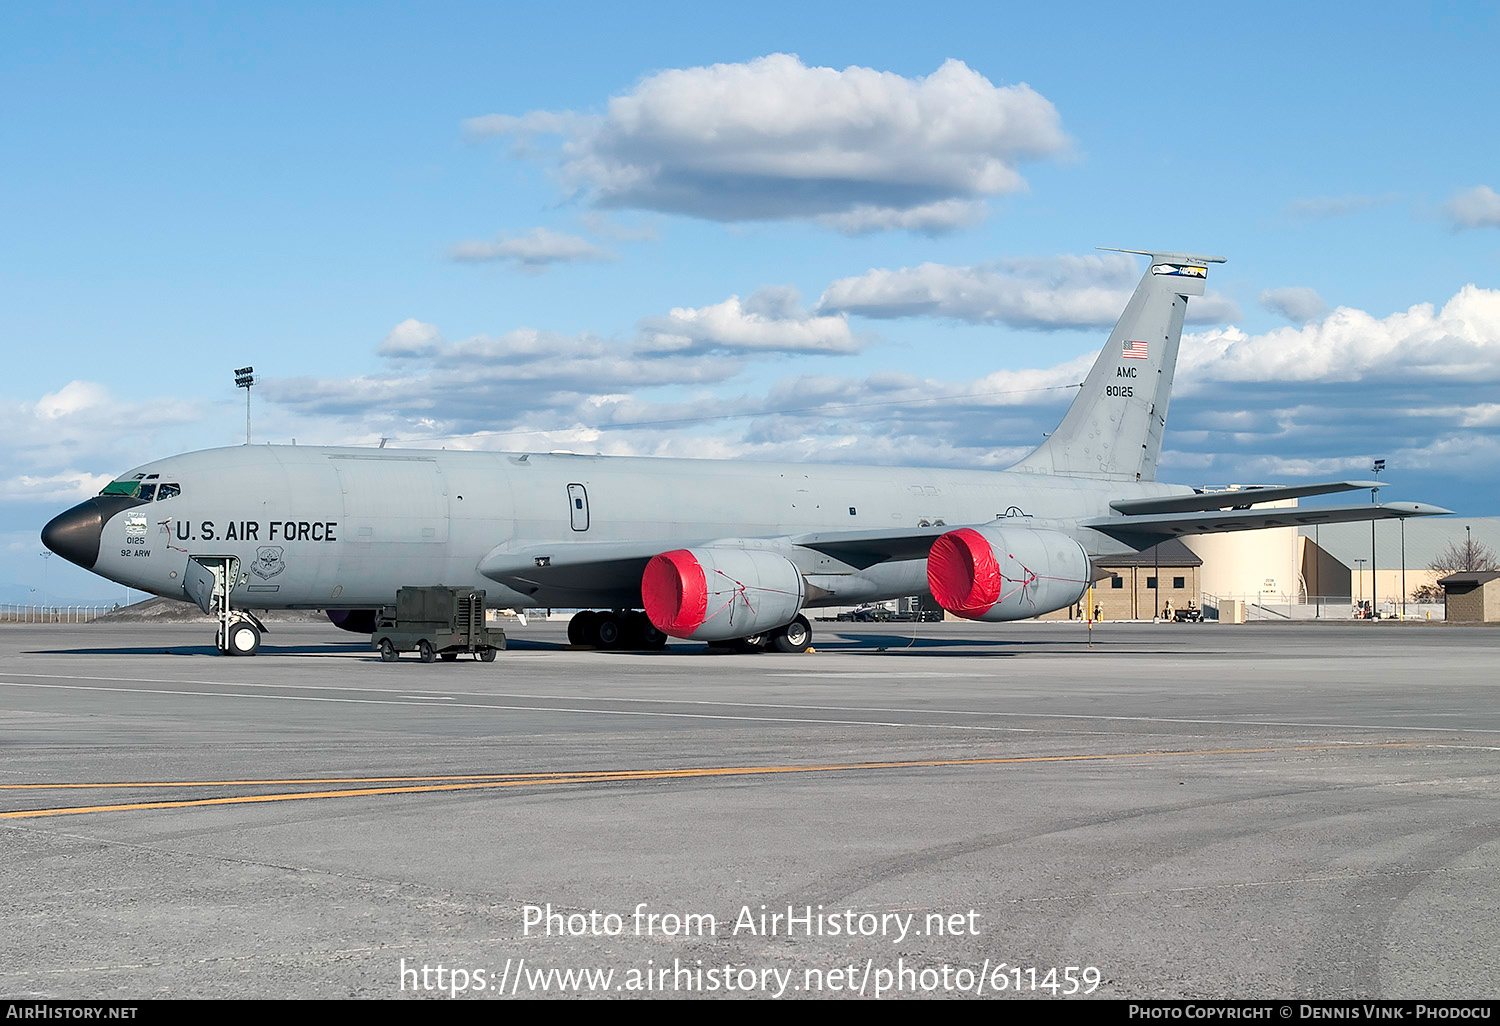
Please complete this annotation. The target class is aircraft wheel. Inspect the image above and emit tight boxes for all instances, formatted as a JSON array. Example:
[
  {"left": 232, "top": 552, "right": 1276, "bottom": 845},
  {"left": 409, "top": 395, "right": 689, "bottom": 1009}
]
[
  {"left": 621, "top": 611, "right": 667, "bottom": 650},
  {"left": 378, "top": 639, "right": 398, "bottom": 662},
  {"left": 593, "top": 613, "right": 622, "bottom": 648},
  {"left": 478, "top": 647, "right": 497, "bottom": 662},
  {"left": 732, "top": 634, "right": 768, "bottom": 653},
  {"left": 771, "top": 615, "right": 812, "bottom": 654},
  {"left": 227, "top": 621, "right": 261, "bottom": 657},
  {"left": 417, "top": 639, "right": 436, "bottom": 663},
  {"left": 641, "top": 619, "right": 668, "bottom": 650},
  {"left": 568, "top": 611, "right": 597, "bottom": 647}
]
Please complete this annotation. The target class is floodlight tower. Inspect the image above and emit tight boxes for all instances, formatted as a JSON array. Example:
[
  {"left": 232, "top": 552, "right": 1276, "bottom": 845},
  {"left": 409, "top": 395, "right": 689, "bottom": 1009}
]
[{"left": 234, "top": 366, "right": 255, "bottom": 445}]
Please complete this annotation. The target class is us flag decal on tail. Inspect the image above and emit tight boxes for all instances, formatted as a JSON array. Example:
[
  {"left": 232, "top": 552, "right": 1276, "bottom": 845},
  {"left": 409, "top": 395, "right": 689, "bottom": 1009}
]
[{"left": 1122, "top": 340, "right": 1148, "bottom": 360}]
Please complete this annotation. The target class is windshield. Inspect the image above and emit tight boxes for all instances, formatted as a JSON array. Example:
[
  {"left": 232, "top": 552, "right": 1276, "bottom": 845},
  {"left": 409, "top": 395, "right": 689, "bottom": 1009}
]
[
  {"left": 99, "top": 480, "right": 143, "bottom": 497},
  {"left": 99, "top": 478, "right": 180, "bottom": 500}
]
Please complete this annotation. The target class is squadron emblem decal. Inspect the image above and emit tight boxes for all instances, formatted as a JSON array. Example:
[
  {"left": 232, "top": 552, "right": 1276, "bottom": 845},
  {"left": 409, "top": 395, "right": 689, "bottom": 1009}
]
[{"left": 252, "top": 546, "right": 287, "bottom": 579}]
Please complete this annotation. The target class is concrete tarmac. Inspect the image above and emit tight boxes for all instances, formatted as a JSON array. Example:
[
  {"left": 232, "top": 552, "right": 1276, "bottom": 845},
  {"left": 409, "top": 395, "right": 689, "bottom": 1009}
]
[{"left": 2, "top": 618, "right": 1498, "bottom": 1000}]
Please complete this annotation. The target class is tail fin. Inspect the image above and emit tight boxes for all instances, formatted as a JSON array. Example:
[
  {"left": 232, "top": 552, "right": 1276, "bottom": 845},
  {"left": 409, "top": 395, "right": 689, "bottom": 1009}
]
[{"left": 1010, "top": 248, "right": 1225, "bottom": 482}]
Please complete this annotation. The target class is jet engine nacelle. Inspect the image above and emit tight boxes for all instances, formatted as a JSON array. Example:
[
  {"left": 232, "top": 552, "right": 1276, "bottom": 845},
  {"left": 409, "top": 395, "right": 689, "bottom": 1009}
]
[
  {"left": 326, "top": 608, "right": 379, "bottom": 634},
  {"left": 642, "top": 547, "right": 805, "bottom": 641},
  {"left": 926, "top": 526, "right": 1091, "bottom": 622}
]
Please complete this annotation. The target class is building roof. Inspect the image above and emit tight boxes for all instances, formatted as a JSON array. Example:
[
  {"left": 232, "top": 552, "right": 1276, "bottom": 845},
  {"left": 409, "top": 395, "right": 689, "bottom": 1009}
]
[
  {"left": 1439, "top": 571, "right": 1500, "bottom": 586},
  {"left": 1098, "top": 538, "right": 1202, "bottom": 568}
]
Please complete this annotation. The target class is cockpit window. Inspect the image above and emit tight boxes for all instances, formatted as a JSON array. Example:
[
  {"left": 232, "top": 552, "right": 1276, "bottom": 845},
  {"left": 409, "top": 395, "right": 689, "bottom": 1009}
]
[{"left": 98, "top": 478, "right": 179, "bottom": 500}]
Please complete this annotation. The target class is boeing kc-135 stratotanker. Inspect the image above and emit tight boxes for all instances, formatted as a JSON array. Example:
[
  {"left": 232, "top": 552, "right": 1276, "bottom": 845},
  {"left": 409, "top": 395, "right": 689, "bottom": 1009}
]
[{"left": 41, "top": 250, "right": 1450, "bottom": 655}]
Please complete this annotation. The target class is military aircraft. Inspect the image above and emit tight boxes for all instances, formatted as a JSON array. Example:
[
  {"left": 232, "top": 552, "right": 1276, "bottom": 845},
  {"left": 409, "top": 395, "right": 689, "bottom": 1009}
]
[{"left": 41, "top": 249, "right": 1449, "bottom": 656}]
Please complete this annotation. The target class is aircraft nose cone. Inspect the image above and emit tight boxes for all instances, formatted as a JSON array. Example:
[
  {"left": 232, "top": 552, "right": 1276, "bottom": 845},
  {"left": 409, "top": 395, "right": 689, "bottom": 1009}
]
[{"left": 41, "top": 499, "right": 107, "bottom": 570}]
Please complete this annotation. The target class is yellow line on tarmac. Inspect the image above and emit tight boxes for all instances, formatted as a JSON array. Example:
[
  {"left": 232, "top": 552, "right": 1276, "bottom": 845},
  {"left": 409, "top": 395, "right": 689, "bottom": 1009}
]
[
  {"left": 0, "top": 742, "right": 1420, "bottom": 820},
  {"left": 0, "top": 771, "right": 643, "bottom": 790}
]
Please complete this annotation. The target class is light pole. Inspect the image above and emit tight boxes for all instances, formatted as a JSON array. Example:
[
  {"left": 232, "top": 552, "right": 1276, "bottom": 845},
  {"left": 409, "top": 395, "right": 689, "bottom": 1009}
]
[
  {"left": 234, "top": 366, "right": 255, "bottom": 445},
  {"left": 1371, "top": 459, "right": 1384, "bottom": 617},
  {"left": 1467, "top": 524, "right": 1473, "bottom": 570},
  {"left": 1400, "top": 516, "right": 1407, "bottom": 620},
  {"left": 39, "top": 551, "right": 51, "bottom": 609},
  {"left": 1314, "top": 523, "right": 1320, "bottom": 618}
]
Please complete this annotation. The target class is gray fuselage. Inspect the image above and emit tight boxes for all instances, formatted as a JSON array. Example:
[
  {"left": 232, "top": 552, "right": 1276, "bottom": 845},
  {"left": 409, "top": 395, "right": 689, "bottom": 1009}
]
[{"left": 88, "top": 444, "right": 1188, "bottom": 611}]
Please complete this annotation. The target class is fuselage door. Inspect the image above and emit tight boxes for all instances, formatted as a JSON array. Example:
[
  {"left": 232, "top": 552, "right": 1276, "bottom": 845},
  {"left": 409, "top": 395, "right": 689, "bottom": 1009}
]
[{"left": 567, "top": 483, "right": 589, "bottom": 532}]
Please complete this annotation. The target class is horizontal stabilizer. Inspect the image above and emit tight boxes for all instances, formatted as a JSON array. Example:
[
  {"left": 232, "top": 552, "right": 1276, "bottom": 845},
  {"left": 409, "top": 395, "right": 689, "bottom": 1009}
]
[
  {"left": 1110, "top": 481, "right": 1383, "bottom": 516},
  {"left": 1083, "top": 501, "right": 1451, "bottom": 541}
]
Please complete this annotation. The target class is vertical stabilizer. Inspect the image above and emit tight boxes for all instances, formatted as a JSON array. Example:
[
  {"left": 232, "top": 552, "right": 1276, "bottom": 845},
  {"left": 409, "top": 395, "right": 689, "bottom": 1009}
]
[{"left": 1010, "top": 249, "right": 1225, "bottom": 482}]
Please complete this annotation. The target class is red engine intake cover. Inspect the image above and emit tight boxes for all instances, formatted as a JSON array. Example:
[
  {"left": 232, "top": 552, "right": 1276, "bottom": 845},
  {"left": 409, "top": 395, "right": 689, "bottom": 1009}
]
[
  {"left": 642, "top": 549, "right": 709, "bottom": 638},
  {"left": 926, "top": 528, "right": 1003, "bottom": 618}
]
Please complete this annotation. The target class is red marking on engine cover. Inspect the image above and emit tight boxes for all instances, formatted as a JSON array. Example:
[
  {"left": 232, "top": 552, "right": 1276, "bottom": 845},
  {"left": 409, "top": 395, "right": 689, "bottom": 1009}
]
[
  {"left": 927, "top": 528, "right": 1002, "bottom": 619},
  {"left": 642, "top": 549, "right": 709, "bottom": 637}
]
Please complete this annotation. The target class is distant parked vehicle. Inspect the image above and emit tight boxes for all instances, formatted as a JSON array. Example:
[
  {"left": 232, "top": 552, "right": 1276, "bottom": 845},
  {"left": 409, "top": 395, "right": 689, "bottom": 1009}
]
[{"left": 836, "top": 605, "right": 892, "bottom": 622}]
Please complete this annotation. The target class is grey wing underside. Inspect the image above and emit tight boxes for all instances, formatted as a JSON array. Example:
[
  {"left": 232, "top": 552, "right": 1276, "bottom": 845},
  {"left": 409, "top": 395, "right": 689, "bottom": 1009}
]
[{"left": 1082, "top": 501, "right": 1451, "bottom": 543}]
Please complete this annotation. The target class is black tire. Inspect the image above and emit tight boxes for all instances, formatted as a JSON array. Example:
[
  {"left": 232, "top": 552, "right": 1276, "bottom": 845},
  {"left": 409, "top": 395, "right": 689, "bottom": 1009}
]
[
  {"left": 593, "top": 613, "right": 622, "bottom": 648},
  {"left": 641, "top": 619, "right": 668, "bottom": 650},
  {"left": 568, "top": 611, "right": 597, "bottom": 647},
  {"left": 478, "top": 647, "right": 497, "bottom": 662},
  {"left": 378, "top": 638, "right": 398, "bottom": 662},
  {"left": 771, "top": 615, "right": 812, "bottom": 653},
  {"left": 621, "top": 611, "right": 668, "bottom": 650},
  {"left": 732, "top": 634, "right": 768, "bottom": 653},
  {"left": 227, "top": 621, "right": 261, "bottom": 657},
  {"left": 417, "top": 639, "right": 436, "bottom": 663}
]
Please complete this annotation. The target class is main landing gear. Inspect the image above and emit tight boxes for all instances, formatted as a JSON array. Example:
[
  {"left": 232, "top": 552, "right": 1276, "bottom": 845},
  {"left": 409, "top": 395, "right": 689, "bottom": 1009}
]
[
  {"left": 567, "top": 611, "right": 813, "bottom": 653},
  {"left": 729, "top": 614, "right": 812, "bottom": 654},
  {"left": 567, "top": 610, "right": 669, "bottom": 650}
]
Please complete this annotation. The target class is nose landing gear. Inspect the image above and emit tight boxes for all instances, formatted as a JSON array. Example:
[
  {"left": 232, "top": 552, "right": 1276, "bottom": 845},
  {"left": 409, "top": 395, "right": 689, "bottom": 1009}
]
[{"left": 187, "top": 555, "right": 268, "bottom": 656}]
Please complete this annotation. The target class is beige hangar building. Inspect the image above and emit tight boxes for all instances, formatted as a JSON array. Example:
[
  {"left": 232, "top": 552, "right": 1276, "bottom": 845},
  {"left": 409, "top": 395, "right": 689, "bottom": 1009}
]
[{"left": 1040, "top": 492, "right": 1498, "bottom": 622}]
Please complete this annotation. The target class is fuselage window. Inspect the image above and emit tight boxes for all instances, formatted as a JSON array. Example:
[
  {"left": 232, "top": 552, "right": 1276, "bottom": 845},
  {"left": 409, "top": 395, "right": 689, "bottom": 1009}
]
[
  {"left": 137, "top": 483, "right": 157, "bottom": 501},
  {"left": 157, "top": 483, "right": 181, "bottom": 500}
]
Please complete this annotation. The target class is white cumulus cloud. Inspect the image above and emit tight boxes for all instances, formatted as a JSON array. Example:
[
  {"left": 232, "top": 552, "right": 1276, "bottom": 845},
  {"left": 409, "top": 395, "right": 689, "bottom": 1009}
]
[
  {"left": 640, "top": 287, "right": 860, "bottom": 355},
  {"left": 1180, "top": 284, "right": 1500, "bottom": 388},
  {"left": 819, "top": 254, "right": 1240, "bottom": 329},
  {"left": 465, "top": 54, "right": 1068, "bottom": 230},
  {"left": 1445, "top": 186, "right": 1500, "bottom": 230}
]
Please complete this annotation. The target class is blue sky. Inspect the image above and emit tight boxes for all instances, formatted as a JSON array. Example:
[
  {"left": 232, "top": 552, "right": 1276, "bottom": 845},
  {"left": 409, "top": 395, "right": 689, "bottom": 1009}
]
[{"left": 4, "top": 3, "right": 1499, "bottom": 602}]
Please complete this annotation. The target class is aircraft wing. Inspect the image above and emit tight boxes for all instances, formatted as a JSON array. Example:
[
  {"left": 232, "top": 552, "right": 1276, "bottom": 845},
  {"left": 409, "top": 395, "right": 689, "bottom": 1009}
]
[
  {"left": 1082, "top": 501, "right": 1451, "bottom": 542},
  {"left": 785, "top": 525, "right": 959, "bottom": 568},
  {"left": 1109, "top": 480, "right": 1382, "bottom": 516},
  {"left": 478, "top": 540, "right": 671, "bottom": 598}
]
